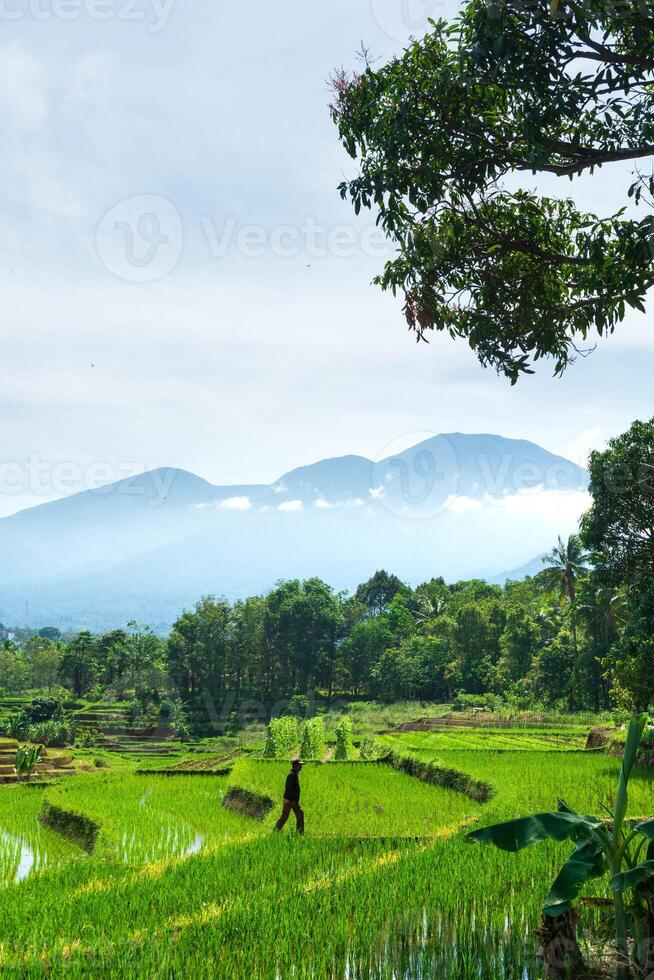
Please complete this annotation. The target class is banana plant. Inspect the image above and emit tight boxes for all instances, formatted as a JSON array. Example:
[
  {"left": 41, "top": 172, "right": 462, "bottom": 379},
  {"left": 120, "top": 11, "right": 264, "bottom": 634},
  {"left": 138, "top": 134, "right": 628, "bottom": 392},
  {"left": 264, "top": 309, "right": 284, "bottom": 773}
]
[
  {"left": 468, "top": 714, "right": 654, "bottom": 980},
  {"left": 14, "top": 744, "right": 43, "bottom": 781}
]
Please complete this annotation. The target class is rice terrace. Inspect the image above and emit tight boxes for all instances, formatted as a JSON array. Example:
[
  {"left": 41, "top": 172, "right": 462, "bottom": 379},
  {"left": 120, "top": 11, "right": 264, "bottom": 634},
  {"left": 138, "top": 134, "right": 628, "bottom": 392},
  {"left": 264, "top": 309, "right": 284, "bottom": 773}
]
[
  {"left": 1, "top": 700, "right": 653, "bottom": 979},
  {"left": 2, "top": 0, "right": 654, "bottom": 973}
]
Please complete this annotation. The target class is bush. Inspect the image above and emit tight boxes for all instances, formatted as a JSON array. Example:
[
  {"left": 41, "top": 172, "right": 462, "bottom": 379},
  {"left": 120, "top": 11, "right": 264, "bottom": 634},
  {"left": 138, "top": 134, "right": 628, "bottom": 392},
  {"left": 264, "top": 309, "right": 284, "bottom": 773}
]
[
  {"left": 452, "top": 693, "right": 502, "bottom": 713},
  {"left": 359, "top": 737, "right": 381, "bottom": 761},
  {"left": 14, "top": 744, "right": 43, "bottom": 780},
  {"left": 263, "top": 716, "right": 299, "bottom": 759},
  {"left": 284, "top": 694, "right": 310, "bottom": 718},
  {"left": 76, "top": 728, "right": 99, "bottom": 749},
  {"left": 159, "top": 699, "right": 190, "bottom": 740},
  {"left": 5, "top": 713, "right": 28, "bottom": 740},
  {"left": 299, "top": 717, "right": 324, "bottom": 760},
  {"left": 335, "top": 718, "right": 353, "bottom": 760},
  {"left": 23, "top": 697, "right": 65, "bottom": 724},
  {"left": 4, "top": 697, "right": 66, "bottom": 740},
  {"left": 28, "top": 719, "right": 77, "bottom": 747}
]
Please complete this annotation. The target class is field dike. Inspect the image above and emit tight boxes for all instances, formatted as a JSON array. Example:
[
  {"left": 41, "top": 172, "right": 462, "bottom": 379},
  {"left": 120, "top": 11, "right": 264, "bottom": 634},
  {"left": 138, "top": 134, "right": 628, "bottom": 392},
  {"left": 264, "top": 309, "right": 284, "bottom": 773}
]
[
  {"left": 587, "top": 727, "right": 654, "bottom": 767},
  {"left": 380, "top": 752, "right": 494, "bottom": 803},
  {"left": 222, "top": 786, "right": 275, "bottom": 821},
  {"left": 38, "top": 801, "right": 100, "bottom": 854},
  {"left": 136, "top": 766, "right": 233, "bottom": 777}
]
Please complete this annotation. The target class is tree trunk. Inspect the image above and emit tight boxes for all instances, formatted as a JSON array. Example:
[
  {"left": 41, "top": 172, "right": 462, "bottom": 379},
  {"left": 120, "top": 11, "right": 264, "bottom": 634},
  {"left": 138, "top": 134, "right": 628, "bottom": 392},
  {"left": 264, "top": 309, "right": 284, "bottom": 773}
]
[{"left": 536, "top": 911, "right": 587, "bottom": 979}]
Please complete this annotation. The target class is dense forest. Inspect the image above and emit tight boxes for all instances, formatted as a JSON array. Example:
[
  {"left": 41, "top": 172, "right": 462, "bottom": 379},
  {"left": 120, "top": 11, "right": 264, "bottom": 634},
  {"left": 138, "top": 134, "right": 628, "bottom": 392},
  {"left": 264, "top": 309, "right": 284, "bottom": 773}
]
[{"left": 1, "top": 419, "right": 652, "bottom": 716}]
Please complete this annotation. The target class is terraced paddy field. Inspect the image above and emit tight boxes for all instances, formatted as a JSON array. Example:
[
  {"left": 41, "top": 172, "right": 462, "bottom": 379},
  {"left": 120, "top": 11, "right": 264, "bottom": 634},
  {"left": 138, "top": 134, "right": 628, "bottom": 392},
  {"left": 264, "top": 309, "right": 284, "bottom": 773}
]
[
  {"left": 378, "top": 726, "right": 590, "bottom": 752},
  {"left": 0, "top": 726, "right": 652, "bottom": 978}
]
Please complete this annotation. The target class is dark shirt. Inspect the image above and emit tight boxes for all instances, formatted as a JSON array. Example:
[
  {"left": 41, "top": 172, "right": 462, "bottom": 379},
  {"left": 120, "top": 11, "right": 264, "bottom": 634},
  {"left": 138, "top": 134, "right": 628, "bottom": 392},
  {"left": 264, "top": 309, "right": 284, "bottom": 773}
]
[{"left": 284, "top": 770, "right": 300, "bottom": 803}]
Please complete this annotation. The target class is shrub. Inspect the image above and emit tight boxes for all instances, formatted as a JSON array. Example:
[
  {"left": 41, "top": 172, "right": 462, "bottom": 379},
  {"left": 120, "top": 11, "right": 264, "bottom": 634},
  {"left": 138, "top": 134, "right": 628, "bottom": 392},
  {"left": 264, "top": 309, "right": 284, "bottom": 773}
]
[
  {"left": 335, "top": 719, "right": 353, "bottom": 760},
  {"left": 4, "top": 697, "right": 66, "bottom": 740},
  {"left": 14, "top": 744, "right": 43, "bottom": 780},
  {"left": 5, "top": 713, "right": 28, "bottom": 740},
  {"left": 263, "top": 716, "right": 299, "bottom": 759},
  {"left": 28, "top": 719, "right": 77, "bottom": 747},
  {"left": 76, "top": 728, "right": 99, "bottom": 749},
  {"left": 159, "top": 699, "right": 190, "bottom": 740},
  {"left": 359, "top": 737, "right": 381, "bottom": 761},
  {"left": 300, "top": 717, "right": 325, "bottom": 760},
  {"left": 23, "top": 697, "right": 65, "bottom": 724},
  {"left": 453, "top": 693, "right": 502, "bottom": 713},
  {"left": 285, "top": 694, "right": 310, "bottom": 718}
]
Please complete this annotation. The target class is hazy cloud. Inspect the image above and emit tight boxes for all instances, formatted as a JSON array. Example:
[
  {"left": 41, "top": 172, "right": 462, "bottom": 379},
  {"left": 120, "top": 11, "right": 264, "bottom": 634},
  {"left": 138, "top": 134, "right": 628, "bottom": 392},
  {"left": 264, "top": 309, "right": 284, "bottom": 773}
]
[{"left": 278, "top": 499, "right": 304, "bottom": 512}]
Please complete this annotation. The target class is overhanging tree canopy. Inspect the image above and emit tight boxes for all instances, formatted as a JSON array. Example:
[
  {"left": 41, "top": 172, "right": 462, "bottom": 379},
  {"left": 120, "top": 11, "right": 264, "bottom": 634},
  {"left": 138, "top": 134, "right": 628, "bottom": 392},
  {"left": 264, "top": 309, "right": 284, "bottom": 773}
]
[{"left": 332, "top": 1, "right": 654, "bottom": 382}]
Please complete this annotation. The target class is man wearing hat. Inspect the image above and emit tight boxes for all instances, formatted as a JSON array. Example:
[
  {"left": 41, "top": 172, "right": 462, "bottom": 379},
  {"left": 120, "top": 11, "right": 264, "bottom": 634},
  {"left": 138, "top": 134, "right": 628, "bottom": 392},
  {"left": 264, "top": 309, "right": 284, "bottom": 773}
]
[{"left": 274, "top": 758, "right": 304, "bottom": 834}]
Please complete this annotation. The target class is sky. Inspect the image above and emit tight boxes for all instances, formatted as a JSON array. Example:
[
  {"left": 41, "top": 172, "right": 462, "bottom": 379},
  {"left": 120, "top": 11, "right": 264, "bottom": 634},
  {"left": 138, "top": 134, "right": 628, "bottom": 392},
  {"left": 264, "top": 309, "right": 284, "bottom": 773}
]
[{"left": 1, "top": 0, "right": 652, "bottom": 518}]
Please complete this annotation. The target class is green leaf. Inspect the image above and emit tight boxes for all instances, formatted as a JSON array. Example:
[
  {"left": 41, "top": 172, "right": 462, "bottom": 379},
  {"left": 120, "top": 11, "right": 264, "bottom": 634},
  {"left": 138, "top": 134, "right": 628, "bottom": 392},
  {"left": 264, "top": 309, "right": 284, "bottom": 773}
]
[
  {"left": 611, "top": 861, "right": 654, "bottom": 893},
  {"left": 614, "top": 713, "right": 648, "bottom": 836},
  {"left": 635, "top": 818, "right": 654, "bottom": 840},
  {"left": 467, "top": 809, "right": 602, "bottom": 853},
  {"left": 544, "top": 838, "right": 607, "bottom": 917}
]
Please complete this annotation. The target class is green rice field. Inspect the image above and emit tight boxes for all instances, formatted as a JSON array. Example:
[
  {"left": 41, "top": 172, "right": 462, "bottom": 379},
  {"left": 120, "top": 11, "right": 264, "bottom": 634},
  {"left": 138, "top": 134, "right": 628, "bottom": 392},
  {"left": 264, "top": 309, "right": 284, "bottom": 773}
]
[{"left": 0, "top": 723, "right": 652, "bottom": 978}]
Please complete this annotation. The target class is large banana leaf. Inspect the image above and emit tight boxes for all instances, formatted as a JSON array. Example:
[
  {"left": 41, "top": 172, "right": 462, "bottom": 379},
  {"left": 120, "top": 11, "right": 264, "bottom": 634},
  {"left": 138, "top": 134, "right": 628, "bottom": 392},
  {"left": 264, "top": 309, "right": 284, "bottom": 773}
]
[
  {"left": 467, "top": 808, "right": 603, "bottom": 853},
  {"left": 14, "top": 744, "right": 42, "bottom": 776},
  {"left": 613, "top": 713, "right": 648, "bottom": 837},
  {"left": 544, "top": 838, "right": 607, "bottom": 917},
  {"left": 635, "top": 818, "right": 654, "bottom": 840},
  {"left": 611, "top": 861, "right": 654, "bottom": 893}
]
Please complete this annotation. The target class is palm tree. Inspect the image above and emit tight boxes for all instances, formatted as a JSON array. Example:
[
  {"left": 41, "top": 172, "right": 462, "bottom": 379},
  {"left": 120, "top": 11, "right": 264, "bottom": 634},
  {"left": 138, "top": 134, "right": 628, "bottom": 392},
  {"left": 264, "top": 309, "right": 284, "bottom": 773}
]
[
  {"left": 541, "top": 534, "right": 589, "bottom": 605},
  {"left": 541, "top": 535, "right": 590, "bottom": 707}
]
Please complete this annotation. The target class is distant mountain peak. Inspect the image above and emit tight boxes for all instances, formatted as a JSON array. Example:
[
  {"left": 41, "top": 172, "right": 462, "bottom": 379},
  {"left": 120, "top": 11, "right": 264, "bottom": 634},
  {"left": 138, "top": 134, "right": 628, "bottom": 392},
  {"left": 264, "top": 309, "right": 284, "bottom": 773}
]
[{"left": 0, "top": 432, "right": 589, "bottom": 630}]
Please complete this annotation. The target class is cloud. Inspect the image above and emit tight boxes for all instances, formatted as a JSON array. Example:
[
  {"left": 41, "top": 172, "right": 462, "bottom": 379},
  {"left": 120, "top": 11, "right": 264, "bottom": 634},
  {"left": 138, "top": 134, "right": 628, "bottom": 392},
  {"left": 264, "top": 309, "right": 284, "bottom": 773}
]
[
  {"left": 443, "top": 488, "right": 592, "bottom": 523},
  {"left": 369, "top": 486, "right": 385, "bottom": 500},
  {"left": 491, "top": 488, "right": 592, "bottom": 521},
  {"left": 443, "top": 494, "right": 483, "bottom": 514},
  {"left": 218, "top": 496, "right": 252, "bottom": 511},
  {"left": 278, "top": 499, "right": 303, "bottom": 512},
  {"left": 314, "top": 498, "right": 333, "bottom": 509}
]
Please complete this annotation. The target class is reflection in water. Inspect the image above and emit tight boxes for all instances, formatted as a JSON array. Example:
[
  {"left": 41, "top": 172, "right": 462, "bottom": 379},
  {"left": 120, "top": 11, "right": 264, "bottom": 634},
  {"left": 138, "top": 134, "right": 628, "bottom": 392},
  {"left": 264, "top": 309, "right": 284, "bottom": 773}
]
[
  {"left": 119, "top": 811, "right": 204, "bottom": 865},
  {"left": 342, "top": 910, "right": 540, "bottom": 979},
  {"left": 0, "top": 829, "right": 45, "bottom": 887}
]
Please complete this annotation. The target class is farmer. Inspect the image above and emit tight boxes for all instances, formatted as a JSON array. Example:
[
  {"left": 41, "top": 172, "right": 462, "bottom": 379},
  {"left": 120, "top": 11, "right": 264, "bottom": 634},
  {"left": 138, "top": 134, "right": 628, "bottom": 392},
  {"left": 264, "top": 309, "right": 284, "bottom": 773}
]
[{"left": 274, "top": 758, "right": 304, "bottom": 834}]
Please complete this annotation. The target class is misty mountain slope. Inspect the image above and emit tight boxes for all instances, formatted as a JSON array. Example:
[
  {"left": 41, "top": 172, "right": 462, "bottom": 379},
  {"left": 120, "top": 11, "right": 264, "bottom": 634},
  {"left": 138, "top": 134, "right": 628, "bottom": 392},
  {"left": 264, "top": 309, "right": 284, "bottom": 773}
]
[
  {"left": 273, "top": 455, "right": 374, "bottom": 503},
  {"left": 0, "top": 469, "right": 222, "bottom": 585},
  {"left": 0, "top": 433, "right": 589, "bottom": 630}
]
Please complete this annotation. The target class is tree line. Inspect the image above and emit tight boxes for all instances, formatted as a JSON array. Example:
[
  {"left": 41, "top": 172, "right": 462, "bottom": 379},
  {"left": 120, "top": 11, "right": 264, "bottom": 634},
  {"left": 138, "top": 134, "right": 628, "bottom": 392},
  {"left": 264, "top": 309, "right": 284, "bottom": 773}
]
[{"left": 1, "top": 419, "right": 652, "bottom": 714}]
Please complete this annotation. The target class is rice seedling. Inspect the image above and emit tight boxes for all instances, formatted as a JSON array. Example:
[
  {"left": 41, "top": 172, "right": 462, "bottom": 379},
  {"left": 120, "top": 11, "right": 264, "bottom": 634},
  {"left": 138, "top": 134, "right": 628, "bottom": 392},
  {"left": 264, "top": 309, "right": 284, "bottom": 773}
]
[{"left": 0, "top": 723, "right": 650, "bottom": 977}]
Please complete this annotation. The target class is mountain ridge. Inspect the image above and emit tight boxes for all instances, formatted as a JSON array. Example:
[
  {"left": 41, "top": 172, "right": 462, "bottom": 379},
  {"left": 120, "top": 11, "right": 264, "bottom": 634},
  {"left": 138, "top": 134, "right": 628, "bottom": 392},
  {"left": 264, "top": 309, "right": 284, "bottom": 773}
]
[{"left": 0, "top": 433, "right": 589, "bottom": 631}]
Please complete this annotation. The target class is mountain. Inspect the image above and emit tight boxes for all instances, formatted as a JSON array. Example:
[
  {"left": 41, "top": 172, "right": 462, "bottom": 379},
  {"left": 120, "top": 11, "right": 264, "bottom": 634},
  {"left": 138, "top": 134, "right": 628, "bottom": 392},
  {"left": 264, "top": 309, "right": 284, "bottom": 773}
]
[
  {"left": 489, "top": 554, "right": 548, "bottom": 585},
  {"left": 0, "top": 433, "right": 588, "bottom": 631}
]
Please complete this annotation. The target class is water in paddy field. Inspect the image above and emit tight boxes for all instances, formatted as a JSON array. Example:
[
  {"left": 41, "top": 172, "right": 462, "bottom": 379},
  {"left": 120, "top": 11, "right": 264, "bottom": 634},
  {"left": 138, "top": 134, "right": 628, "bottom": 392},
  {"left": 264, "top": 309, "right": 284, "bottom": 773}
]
[
  {"left": 0, "top": 828, "right": 47, "bottom": 887},
  {"left": 119, "top": 802, "right": 204, "bottom": 865},
  {"left": 341, "top": 910, "right": 542, "bottom": 979}
]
